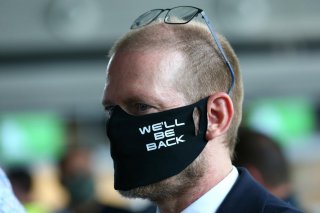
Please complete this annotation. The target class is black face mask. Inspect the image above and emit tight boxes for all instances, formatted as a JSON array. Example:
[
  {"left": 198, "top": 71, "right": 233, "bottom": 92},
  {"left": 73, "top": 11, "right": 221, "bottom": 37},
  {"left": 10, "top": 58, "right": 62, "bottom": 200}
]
[{"left": 106, "top": 97, "right": 209, "bottom": 190}]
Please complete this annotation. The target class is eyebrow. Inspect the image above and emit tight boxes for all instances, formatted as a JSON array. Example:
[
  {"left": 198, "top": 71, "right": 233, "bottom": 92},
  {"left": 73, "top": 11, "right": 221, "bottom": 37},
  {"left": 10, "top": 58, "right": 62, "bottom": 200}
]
[{"left": 124, "top": 94, "right": 159, "bottom": 106}]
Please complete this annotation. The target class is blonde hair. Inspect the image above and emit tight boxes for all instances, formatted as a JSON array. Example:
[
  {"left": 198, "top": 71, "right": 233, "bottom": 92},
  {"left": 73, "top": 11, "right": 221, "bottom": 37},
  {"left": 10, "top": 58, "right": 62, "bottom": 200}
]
[{"left": 109, "top": 21, "right": 244, "bottom": 157}]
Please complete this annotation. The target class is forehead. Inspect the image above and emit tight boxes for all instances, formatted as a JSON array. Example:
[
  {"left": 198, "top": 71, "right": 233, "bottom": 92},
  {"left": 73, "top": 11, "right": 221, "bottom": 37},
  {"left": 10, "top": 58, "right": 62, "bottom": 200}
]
[
  {"left": 104, "top": 49, "right": 185, "bottom": 105},
  {"left": 108, "top": 49, "right": 183, "bottom": 77}
]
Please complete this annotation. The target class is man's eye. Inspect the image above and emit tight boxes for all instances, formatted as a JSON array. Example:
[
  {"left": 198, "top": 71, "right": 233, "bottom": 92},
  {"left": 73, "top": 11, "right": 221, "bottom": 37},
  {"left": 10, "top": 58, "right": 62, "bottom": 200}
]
[
  {"left": 130, "top": 103, "right": 153, "bottom": 115},
  {"left": 135, "top": 103, "right": 151, "bottom": 112}
]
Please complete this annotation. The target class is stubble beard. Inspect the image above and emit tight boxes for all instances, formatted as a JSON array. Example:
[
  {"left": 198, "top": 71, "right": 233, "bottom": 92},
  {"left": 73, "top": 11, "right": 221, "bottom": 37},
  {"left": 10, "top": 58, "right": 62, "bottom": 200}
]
[{"left": 118, "top": 152, "right": 207, "bottom": 202}]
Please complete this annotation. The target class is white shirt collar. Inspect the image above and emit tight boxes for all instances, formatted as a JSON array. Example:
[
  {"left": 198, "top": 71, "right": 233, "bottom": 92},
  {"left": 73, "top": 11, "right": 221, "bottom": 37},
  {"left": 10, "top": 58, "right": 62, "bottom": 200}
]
[{"left": 156, "top": 166, "right": 238, "bottom": 213}]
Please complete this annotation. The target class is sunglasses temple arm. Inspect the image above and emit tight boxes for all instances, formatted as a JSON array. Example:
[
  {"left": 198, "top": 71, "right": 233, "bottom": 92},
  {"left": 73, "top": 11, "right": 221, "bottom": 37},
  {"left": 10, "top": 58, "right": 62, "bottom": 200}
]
[{"left": 201, "top": 12, "right": 235, "bottom": 95}]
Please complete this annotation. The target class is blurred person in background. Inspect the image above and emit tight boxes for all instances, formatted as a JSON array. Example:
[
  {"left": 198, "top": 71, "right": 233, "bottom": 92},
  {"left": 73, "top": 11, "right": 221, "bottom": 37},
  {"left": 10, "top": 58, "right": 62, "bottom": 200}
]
[
  {"left": 57, "top": 147, "right": 133, "bottom": 213},
  {"left": 7, "top": 166, "right": 49, "bottom": 213},
  {"left": 102, "top": 6, "right": 301, "bottom": 213},
  {"left": 0, "top": 167, "right": 26, "bottom": 212},
  {"left": 233, "top": 127, "right": 301, "bottom": 209}
]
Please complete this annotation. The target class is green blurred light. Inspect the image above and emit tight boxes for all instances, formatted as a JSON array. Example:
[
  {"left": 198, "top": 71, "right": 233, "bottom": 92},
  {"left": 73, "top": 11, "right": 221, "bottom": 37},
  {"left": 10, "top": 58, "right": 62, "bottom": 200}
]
[
  {"left": 245, "top": 98, "right": 316, "bottom": 147},
  {"left": 0, "top": 112, "right": 66, "bottom": 166}
]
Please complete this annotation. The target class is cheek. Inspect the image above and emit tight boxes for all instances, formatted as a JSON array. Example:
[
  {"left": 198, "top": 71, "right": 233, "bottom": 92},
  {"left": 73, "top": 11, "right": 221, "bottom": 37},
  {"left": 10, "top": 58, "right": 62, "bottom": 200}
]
[{"left": 155, "top": 85, "right": 187, "bottom": 106}]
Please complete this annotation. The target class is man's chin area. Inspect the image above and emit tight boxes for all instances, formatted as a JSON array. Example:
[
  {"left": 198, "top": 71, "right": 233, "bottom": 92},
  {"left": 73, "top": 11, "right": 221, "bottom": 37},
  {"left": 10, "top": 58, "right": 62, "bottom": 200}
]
[
  {"left": 117, "top": 179, "right": 181, "bottom": 202},
  {"left": 117, "top": 152, "right": 206, "bottom": 202}
]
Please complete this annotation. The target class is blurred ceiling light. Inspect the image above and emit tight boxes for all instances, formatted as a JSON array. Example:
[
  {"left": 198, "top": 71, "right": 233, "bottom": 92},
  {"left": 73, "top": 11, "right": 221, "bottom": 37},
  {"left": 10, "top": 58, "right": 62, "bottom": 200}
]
[
  {"left": 215, "top": 0, "right": 270, "bottom": 32},
  {"left": 45, "top": 0, "right": 102, "bottom": 42}
]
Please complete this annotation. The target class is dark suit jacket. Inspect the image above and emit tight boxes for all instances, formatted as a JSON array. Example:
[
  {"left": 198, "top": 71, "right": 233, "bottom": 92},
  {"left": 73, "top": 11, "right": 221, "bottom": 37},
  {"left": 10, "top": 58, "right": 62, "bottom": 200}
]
[{"left": 216, "top": 168, "right": 302, "bottom": 213}]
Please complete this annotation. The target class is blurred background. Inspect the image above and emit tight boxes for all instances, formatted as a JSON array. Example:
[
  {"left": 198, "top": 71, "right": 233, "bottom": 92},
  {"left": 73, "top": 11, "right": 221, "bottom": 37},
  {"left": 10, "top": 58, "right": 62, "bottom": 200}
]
[{"left": 0, "top": 0, "right": 319, "bottom": 212}]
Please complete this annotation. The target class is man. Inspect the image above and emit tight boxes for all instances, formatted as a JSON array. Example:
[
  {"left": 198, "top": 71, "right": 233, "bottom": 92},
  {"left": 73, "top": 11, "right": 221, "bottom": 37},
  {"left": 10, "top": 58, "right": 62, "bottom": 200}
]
[
  {"left": 0, "top": 167, "right": 26, "bottom": 212},
  {"left": 233, "top": 128, "right": 302, "bottom": 209},
  {"left": 102, "top": 6, "right": 301, "bottom": 213}
]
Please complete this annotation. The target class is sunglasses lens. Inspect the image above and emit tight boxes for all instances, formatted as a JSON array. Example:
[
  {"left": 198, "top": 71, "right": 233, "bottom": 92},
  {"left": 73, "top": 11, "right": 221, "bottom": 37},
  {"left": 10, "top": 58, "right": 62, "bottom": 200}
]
[
  {"left": 166, "top": 7, "right": 199, "bottom": 24},
  {"left": 131, "top": 9, "right": 163, "bottom": 29}
]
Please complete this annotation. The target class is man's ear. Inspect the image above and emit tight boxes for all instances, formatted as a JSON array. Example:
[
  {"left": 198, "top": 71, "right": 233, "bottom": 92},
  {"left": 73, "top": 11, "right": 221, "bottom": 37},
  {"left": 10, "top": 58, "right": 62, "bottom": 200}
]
[{"left": 205, "top": 92, "right": 234, "bottom": 141}]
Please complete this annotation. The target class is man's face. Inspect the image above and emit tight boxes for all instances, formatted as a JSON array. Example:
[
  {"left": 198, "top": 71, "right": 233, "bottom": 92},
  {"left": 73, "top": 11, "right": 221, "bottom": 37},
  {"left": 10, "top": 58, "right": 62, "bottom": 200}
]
[
  {"left": 102, "top": 49, "right": 186, "bottom": 116},
  {"left": 102, "top": 49, "right": 207, "bottom": 201}
]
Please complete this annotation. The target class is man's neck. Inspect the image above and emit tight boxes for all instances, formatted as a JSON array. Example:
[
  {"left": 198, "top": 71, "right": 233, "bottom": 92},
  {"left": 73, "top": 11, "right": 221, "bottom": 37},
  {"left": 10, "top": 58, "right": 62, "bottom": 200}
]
[{"left": 156, "top": 161, "right": 233, "bottom": 213}]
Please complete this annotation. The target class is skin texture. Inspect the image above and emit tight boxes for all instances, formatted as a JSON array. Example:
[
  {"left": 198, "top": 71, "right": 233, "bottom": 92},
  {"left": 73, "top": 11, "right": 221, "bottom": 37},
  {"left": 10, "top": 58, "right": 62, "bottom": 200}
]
[
  {"left": 103, "top": 50, "right": 186, "bottom": 116},
  {"left": 102, "top": 49, "right": 234, "bottom": 213}
]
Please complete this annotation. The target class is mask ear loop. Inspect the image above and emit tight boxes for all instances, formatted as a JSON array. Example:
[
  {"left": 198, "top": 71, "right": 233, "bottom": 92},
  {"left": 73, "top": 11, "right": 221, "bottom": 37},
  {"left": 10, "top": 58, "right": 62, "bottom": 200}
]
[
  {"left": 193, "top": 107, "right": 200, "bottom": 136},
  {"left": 193, "top": 97, "right": 209, "bottom": 138}
]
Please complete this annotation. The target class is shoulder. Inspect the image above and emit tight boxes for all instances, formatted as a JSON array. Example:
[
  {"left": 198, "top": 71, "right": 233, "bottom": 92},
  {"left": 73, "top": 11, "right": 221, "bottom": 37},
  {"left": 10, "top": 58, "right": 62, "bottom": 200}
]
[
  {"left": 0, "top": 168, "right": 27, "bottom": 213},
  {"left": 0, "top": 167, "right": 11, "bottom": 187},
  {"left": 217, "top": 168, "right": 303, "bottom": 213},
  {"left": 264, "top": 194, "right": 302, "bottom": 213}
]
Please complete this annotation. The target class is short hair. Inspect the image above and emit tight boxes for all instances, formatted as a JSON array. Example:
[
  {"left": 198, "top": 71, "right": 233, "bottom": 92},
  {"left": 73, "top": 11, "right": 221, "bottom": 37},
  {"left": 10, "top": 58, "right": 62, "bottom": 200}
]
[
  {"left": 109, "top": 21, "right": 244, "bottom": 157},
  {"left": 233, "top": 128, "right": 290, "bottom": 187},
  {"left": 7, "top": 167, "right": 32, "bottom": 194}
]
